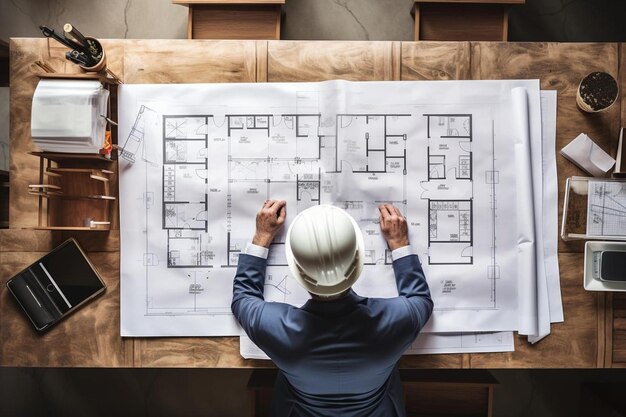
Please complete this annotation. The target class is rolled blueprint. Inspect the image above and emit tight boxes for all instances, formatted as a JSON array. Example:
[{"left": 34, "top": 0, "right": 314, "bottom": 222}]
[{"left": 512, "top": 87, "right": 538, "bottom": 337}]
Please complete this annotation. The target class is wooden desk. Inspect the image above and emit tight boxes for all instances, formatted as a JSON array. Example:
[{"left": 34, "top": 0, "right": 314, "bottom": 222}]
[{"left": 2, "top": 39, "right": 624, "bottom": 368}]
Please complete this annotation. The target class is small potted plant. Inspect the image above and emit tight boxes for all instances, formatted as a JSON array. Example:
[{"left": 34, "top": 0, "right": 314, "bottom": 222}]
[{"left": 576, "top": 71, "right": 619, "bottom": 113}]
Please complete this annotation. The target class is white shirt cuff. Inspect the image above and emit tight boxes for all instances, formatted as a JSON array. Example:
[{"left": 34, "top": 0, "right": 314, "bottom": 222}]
[
  {"left": 245, "top": 243, "right": 269, "bottom": 259},
  {"left": 391, "top": 245, "right": 413, "bottom": 261}
]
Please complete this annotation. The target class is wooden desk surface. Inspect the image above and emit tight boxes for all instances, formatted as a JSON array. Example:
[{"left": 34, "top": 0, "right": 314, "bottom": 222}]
[{"left": 2, "top": 39, "right": 624, "bottom": 368}]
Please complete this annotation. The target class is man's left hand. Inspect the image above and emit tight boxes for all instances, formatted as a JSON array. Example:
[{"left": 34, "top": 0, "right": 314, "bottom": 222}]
[{"left": 252, "top": 200, "right": 287, "bottom": 248}]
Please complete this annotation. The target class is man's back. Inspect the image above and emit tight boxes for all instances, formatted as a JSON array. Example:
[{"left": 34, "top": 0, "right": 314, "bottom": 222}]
[
  {"left": 233, "top": 253, "right": 432, "bottom": 416},
  {"left": 232, "top": 201, "right": 433, "bottom": 416}
]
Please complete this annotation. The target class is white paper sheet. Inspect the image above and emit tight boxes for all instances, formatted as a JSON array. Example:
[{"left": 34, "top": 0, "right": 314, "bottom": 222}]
[
  {"left": 529, "top": 90, "right": 563, "bottom": 344},
  {"left": 560, "top": 133, "right": 616, "bottom": 177},
  {"left": 240, "top": 331, "right": 514, "bottom": 359},
  {"left": 119, "top": 80, "right": 546, "bottom": 337},
  {"left": 512, "top": 87, "right": 538, "bottom": 337}
]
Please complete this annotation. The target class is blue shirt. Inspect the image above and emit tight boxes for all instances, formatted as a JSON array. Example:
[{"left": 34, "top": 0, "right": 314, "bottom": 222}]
[{"left": 232, "top": 250, "right": 433, "bottom": 417}]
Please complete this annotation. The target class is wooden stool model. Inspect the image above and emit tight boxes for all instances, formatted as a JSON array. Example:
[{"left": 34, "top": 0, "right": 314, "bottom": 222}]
[
  {"left": 28, "top": 153, "right": 116, "bottom": 231},
  {"left": 173, "top": 0, "right": 286, "bottom": 40},
  {"left": 412, "top": 0, "right": 526, "bottom": 41}
]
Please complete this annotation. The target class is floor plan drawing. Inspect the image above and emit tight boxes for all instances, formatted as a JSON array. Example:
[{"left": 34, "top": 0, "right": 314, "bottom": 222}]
[
  {"left": 422, "top": 114, "right": 474, "bottom": 265},
  {"left": 119, "top": 80, "right": 545, "bottom": 338}
]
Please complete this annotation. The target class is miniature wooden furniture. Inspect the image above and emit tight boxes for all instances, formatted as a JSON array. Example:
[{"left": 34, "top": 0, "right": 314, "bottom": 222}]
[
  {"left": 412, "top": 0, "right": 526, "bottom": 41},
  {"left": 28, "top": 152, "right": 115, "bottom": 231},
  {"left": 173, "top": 0, "right": 285, "bottom": 40}
]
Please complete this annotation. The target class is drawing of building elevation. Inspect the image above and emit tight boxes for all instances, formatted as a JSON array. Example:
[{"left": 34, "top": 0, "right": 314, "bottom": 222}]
[
  {"left": 428, "top": 200, "right": 473, "bottom": 265},
  {"left": 425, "top": 114, "right": 472, "bottom": 180},
  {"left": 162, "top": 116, "right": 211, "bottom": 268}
]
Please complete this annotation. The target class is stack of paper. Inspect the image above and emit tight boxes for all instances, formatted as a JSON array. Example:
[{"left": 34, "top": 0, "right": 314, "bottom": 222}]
[{"left": 31, "top": 79, "right": 109, "bottom": 153}]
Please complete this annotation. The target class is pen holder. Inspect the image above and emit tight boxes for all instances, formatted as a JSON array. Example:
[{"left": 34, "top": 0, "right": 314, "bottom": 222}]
[{"left": 79, "top": 37, "right": 106, "bottom": 72}]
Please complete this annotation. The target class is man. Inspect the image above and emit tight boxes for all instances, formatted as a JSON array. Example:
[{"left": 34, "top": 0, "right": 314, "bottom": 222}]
[{"left": 232, "top": 200, "right": 433, "bottom": 416}]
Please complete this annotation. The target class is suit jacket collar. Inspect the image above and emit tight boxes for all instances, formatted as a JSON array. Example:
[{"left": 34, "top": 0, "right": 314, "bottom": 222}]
[{"left": 301, "top": 289, "right": 365, "bottom": 316}]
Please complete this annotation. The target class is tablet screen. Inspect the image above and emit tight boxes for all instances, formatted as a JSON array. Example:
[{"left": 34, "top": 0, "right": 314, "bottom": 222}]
[{"left": 30, "top": 240, "right": 105, "bottom": 314}]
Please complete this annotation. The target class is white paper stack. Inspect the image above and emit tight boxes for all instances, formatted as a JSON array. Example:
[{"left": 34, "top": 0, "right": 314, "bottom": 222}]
[{"left": 31, "top": 79, "right": 109, "bottom": 153}]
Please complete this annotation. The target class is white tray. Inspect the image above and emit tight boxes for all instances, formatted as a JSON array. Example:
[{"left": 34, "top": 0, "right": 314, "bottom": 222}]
[{"left": 583, "top": 241, "right": 626, "bottom": 291}]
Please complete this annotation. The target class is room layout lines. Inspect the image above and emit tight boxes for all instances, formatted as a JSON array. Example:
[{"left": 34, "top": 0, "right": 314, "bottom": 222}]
[
  {"left": 327, "top": 114, "right": 409, "bottom": 174},
  {"left": 428, "top": 200, "right": 473, "bottom": 265},
  {"left": 224, "top": 114, "right": 323, "bottom": 268},
  {"left": 130, "top": 107, "right": 499, "bottom": 319},
  {"left": 421, "top": 114, "right": 474, "bottom": 265},
  {"left": 162, "top": 115, "right": 212, "bottom": 268},
  {"left": 121, "top": 105, "right": 158, "bottom": 163},
  {"left": 118, "top": 80, "right": 546, "bottom": 338}
]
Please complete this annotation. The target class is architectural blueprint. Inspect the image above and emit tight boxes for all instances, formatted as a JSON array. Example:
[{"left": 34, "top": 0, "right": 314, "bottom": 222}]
[{"left": 119, "top": 80, "right": 550, "bottom": 338}]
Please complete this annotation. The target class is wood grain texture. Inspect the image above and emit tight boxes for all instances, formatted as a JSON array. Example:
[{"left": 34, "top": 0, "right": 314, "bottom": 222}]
[
  {"left": 618, "top": 43, "right": 626, "bottom": 136},
  {"left": 123, "top": 40, "right": 256, "bottom": 84},
  {"left": 401, "top": 41, "right": 470, "bottom": 80},
  {"left": 472, "top": 42, "right": 620, "bottom": 254},
  {"left": 470, "top": 253, "right": 598, "bottom": 368},
  {"left": 472, "top": 42, "right": 619, "bottom": 96},
  {"left": 417, "top": 4, "right": 507, "bottom": 41},
  {"left": 605, "top": 293, "right": 614, "bottom": 367},
  {"left": 0, "top": 251, "right": 131, "bottom": 366},
  {"left": 256, "top": 40, "right": 268, "bottom": 82},
  {"left": 9, "top": 39, "right": 46, "bottom": 228},
  {"left": 190, "top": 5, "right": 281, "bottom": 40},
  {"left": 0, "top": 229, "right": 64, "bottom": 251},
  {"left": 134, "top": 337, "right": 271, "bottom": 368},
  {"left": 612, "top": 293, "right": 626, "bottom": 366},
  {"left": 399, "top": 354, "right": 465, "bottom": 368},
  {"left": 267, "top": 41, "right": 394, "bottom": 82}
]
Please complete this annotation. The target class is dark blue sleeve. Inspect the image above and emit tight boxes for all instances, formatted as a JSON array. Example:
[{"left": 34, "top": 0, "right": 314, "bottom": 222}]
[
  {"left": 392, "top": 254, "right": 433, "bottom": 335},
  {"left": 231, "top": 253, "right": 268, "bottom": 343}
]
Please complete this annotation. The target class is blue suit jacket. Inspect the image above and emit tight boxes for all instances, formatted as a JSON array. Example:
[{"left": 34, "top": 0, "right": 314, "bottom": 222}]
[{"left": 232, "top": 253, "right": 433, "bottom": 417}]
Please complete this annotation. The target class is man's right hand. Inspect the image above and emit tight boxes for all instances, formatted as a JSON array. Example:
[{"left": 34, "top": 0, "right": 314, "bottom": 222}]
[
  {"left": 378, "top": 204, "right": 409, "bottom": 251},
  {"left": 252, "top": 200, "right": 287, "bottom": 248}
]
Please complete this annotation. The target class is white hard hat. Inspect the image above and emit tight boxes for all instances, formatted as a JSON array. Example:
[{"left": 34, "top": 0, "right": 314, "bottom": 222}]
[{"left": 285, "top": 205, "right": 364, "bottom": 296}]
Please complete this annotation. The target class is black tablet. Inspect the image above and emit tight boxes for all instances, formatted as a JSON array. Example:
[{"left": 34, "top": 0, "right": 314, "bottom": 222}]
[{"left": 6, "top": 238, "right": 106, "bottom": 331}]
